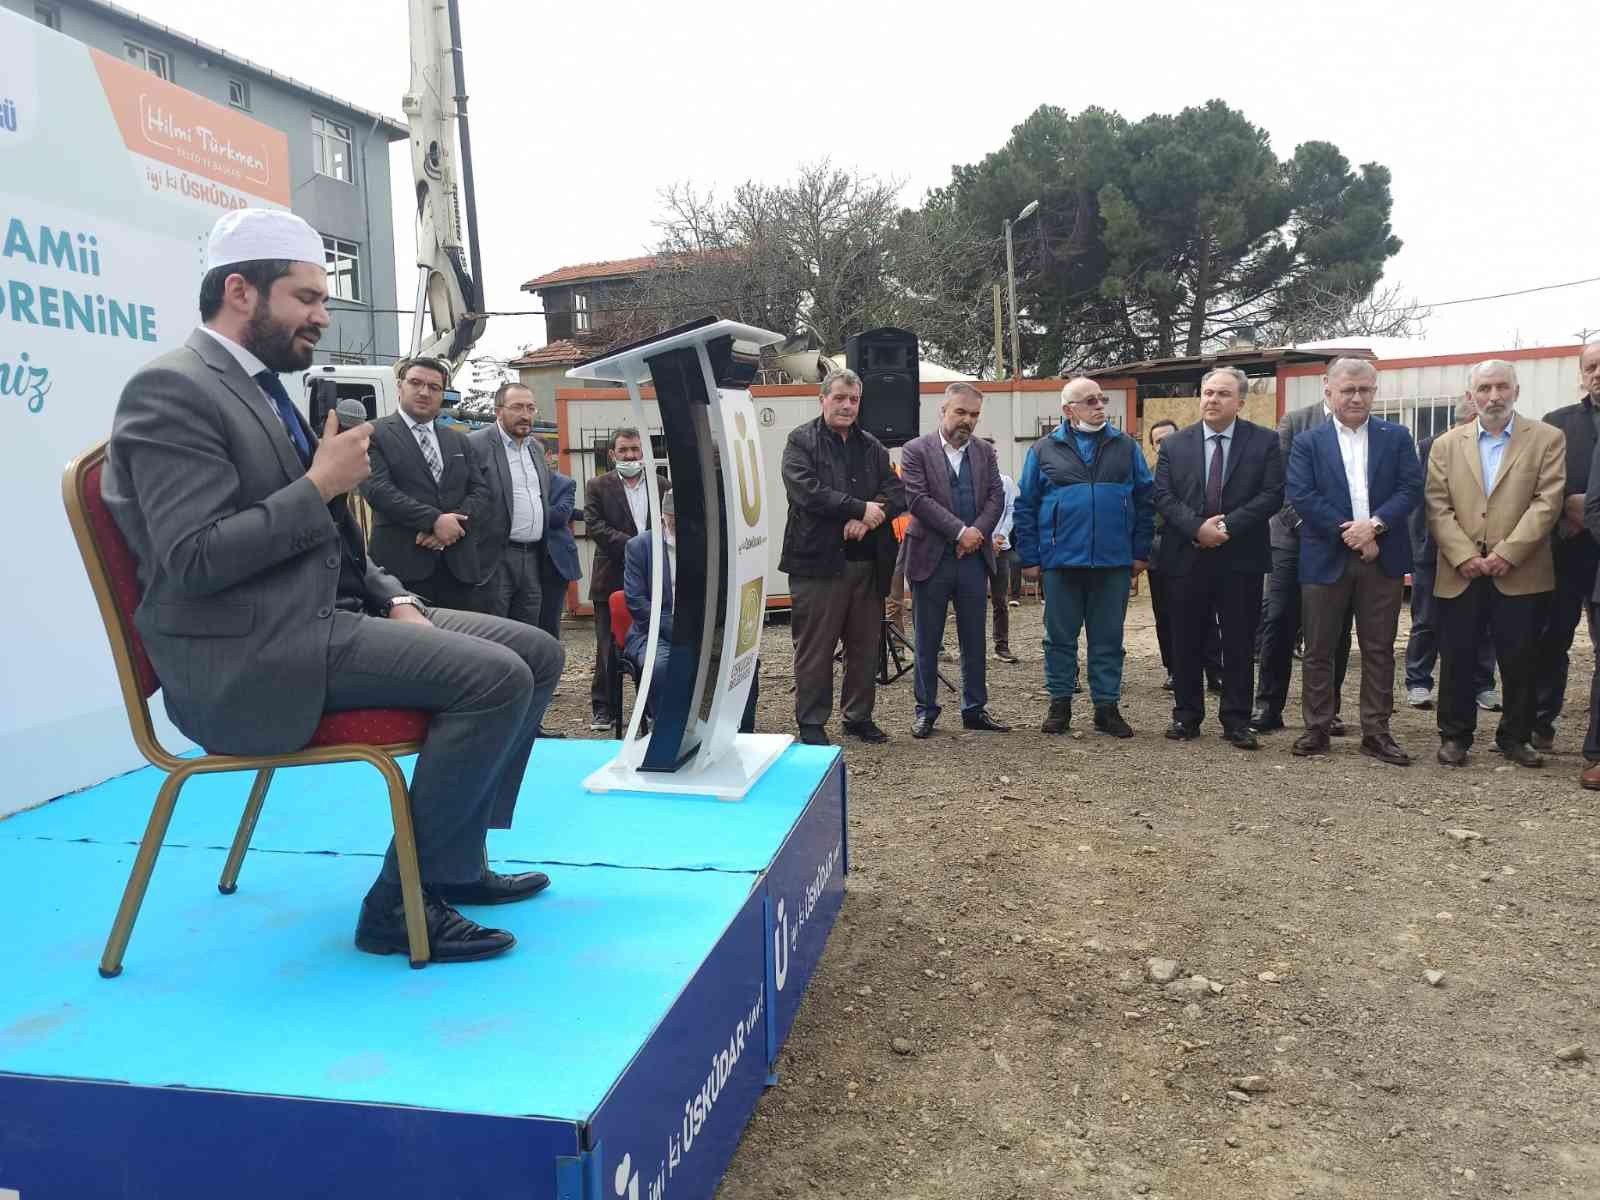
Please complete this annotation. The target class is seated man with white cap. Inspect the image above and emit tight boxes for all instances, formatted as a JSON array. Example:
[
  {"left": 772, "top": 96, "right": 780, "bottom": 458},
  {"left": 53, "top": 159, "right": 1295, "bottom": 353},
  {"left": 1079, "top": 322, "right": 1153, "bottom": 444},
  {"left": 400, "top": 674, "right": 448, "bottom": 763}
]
[{"left": 101, "top": 209, "right": 566, "bottom": 964}]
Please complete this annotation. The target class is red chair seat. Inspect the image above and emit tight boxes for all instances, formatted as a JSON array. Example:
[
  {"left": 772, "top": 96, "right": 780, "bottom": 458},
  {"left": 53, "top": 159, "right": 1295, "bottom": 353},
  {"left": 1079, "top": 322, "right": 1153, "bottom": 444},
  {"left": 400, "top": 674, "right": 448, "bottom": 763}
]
[{"left": 307, "top": 708, "right": 430, "bottom": 748}]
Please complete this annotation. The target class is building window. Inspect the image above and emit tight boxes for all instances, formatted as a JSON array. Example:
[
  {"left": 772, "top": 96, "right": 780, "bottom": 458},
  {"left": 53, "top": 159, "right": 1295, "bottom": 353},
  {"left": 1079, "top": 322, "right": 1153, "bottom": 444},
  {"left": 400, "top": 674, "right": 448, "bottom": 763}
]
[
  {"left": 34, "top": 5, "right": 60, "bottom": 29},
  {"left": 311, "top": 114, "right": 353, "bottom": 183},
  {"left": 573, "top": 290, "right": 592, "bottom": 333},
  {"left": 322, "top": 236, "right": 361, "bottom": 302},
  {"left": 124, "top": 41, "right": 171, "bottom": 81},
  {"left": 227, "top": 78, "right": 250, "bottom": 111}
]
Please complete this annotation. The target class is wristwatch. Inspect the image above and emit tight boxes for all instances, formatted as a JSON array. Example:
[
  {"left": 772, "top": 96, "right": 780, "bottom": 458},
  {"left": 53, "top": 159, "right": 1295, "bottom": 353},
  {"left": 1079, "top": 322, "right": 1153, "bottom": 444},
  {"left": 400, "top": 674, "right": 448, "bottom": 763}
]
[
  {"left": 382, "top": 595, "right": 424, "bottom": 617},
  {"left": 1372, "top": 518, "right": 1388, "bottom": 535}
]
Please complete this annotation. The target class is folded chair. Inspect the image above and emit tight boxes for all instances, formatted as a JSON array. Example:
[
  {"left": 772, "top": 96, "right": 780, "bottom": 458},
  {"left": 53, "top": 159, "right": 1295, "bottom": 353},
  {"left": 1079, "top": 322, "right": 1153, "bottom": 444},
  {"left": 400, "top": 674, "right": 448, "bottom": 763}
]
[{"left": 63, "top": 441, "right": 433, "bottom": 976}]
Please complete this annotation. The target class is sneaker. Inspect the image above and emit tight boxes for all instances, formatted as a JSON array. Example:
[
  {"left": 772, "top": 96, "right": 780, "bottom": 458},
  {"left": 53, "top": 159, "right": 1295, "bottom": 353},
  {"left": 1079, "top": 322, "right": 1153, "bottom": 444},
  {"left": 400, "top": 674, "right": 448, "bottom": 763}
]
[
  {"left": 1476, "top": 689, "right": 1502, "bottom": 713},
  {"left": 1041, "top": 697, "right": 1072, "bottom": 734},
  {"left": 1093, "top": 704, "right": 1133, "bottom": 738},
  {"left": 994, "top": 645, "right": 1019, "bottom": 663},
  {"left": 589, "top": 714, "right": 613, "bottom": 731},
  {"left": 1407, "top": 686, "right": 1433, "bottom": 709},
  {"left": 1007, "top": 599, "right": 1020, "bottom": 608}
]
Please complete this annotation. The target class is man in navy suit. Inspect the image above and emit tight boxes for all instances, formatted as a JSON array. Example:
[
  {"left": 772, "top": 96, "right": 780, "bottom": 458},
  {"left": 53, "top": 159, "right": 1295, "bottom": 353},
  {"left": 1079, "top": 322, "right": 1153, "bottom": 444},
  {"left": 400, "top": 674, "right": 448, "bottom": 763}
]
[
  {"left": 1286, "top": 358, "right": 1423, "bottom": 763},
  {"left": 900, "top": 383, "right": 1009, "bottom": 738},
  {"left": 1152, "top": 366, "right": 1284, "bottom": 749},
  {"left": 538, "top": 469, "right": 583, "bottom": 642}
]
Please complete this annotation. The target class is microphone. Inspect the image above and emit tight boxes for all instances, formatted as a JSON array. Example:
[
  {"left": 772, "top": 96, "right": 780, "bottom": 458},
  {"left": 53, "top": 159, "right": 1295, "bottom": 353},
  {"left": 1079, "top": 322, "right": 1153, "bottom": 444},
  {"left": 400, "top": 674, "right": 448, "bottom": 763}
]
[{"left": 335, "top": 398, "right": 371, "bottom": 432}]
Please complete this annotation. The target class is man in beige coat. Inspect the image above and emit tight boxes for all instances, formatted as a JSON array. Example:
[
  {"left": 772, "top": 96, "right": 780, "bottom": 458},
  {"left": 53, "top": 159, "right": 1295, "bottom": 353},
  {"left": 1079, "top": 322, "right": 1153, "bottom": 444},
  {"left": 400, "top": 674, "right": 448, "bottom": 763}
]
[{"left": 1425, "top": 359, "right": 1565, "bottom": 767}]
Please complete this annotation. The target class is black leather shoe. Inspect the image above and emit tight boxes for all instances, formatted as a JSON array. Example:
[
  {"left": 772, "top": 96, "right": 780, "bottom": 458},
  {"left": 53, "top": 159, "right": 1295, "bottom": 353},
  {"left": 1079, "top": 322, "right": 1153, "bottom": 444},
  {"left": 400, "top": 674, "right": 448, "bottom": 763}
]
[
  {"left": 1292, "top": 729, "right": 1331, "bottom": 756},
  {"left": 535, "top": 725, "right": 566, "bottom": 739},
  {"left": 1327, "top": 716, "right": 1349, "bottom": 737},
  {"left": 842, "top": 720, "right": 890, "bottom": 744},
  {"left": 355, "top": 889, "right": 515, "bottom": 963},
  {"left": 1221, "top": 728, "right": 1261, "bottom": 750},
  {"left": 1437, "top": 739, "right": 1469, "bottom": 767},
  {"left": 911, "top": 715, "right": 936, "bottom": 739},
  {"left": 961, "top": 708, "right": 1011, "bottom": 732},
  {"left": 993, "top": 645, "right": 1019, "bottom": 664},
  {"left": 1531, "top": 727, "right": 1556, "bottom": 752},
  {"left": 797, "top": 724, "right": 831, "bottom": 746},
  {"left": 1360, "top": 733, "right": 1412, "bottom": 766},
  {"left": 1206, "top": 677, "right": 1224, "bottom": 694},
  {"left": 1164, "top": 721, "right": 1200, "bottom": 740},
  {"left": 1041, "top": 697, "right": 1072, "bottom": 734},
  {"left": 1250, "top": 710, "right": 1286, "bottom": 733},
  {"left": 1162, "top": 674, "right": 1174, "bottom": 692},
  {"left": 1497, "top": 741, "right": 1544, "bottom": 768},
  {"left": 434, "top": 869, "right": 551, "bottom": 906},
  {"left": 1093, "top": 704, "right": 1134, "bottom": 738}
]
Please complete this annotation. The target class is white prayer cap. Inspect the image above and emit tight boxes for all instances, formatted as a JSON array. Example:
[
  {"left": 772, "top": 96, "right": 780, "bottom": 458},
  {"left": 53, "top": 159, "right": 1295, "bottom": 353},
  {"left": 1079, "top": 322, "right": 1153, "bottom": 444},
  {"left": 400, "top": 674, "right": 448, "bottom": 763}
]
[{"left": 205, "top": 209, "right": 325, "bottom": 273}]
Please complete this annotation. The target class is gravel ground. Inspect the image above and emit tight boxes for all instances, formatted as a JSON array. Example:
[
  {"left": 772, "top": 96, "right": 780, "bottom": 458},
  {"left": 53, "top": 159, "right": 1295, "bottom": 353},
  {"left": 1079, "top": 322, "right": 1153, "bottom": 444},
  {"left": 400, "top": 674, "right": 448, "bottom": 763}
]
[{"left": 545, "top": 591, "right": 1600, "bottom": 1200}]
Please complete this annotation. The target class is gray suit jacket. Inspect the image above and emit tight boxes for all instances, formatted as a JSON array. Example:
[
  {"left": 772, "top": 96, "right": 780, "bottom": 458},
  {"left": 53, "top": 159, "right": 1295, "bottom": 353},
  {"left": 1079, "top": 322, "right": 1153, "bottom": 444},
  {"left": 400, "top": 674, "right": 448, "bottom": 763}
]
[
  {"left": 362, "top": 412, "right": 486, "bottom": 586},
  {"left": 1270, "top": 402, "right": 1333, "bottom": 549},
  {"left": 102, "top": 328, "right": 406, "bottom": 755},
  {"left": 900, "top": 431, "right": 1004, "bottom": 583},
  {"left": 468, "top": 422, "right": 553, "bottom": 584}
]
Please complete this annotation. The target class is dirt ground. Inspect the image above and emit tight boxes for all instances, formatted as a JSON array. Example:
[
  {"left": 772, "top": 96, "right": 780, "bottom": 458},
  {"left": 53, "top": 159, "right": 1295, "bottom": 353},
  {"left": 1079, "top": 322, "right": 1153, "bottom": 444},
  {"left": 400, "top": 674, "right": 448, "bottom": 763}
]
[{"left": 547, "top": 590, "right": 1599, "bottom": 1200}]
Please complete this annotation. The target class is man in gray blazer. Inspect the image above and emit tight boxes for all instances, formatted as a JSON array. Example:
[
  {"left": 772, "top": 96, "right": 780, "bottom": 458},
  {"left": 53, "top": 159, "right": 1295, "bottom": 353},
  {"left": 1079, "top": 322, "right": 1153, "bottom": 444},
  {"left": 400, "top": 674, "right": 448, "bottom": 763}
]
[
  {"left": 468, "top": 381, "right": 554, "bottom": 627},
  {"left": 100, "top": 210, "right": 564, "bottom": 965},
  {"left": 900, "top": 383, "right": 1010, "bottom": 737}
]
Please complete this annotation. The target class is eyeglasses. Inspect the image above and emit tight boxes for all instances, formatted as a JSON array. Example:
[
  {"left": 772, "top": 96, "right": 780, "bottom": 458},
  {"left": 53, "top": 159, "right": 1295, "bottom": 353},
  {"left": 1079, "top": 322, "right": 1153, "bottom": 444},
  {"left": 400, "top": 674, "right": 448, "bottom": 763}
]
[
  {"left": 1071, "top": 396, "right": 1108, "bottom": 408},
  {"left": 403, "top": 380, "right": 445, "bottom": 395}
]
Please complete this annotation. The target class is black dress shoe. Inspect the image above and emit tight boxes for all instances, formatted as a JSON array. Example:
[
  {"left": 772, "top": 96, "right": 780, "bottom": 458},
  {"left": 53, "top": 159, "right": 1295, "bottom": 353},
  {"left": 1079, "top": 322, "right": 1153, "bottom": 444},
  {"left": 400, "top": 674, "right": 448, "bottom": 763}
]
[
  {"left": 1292, "top": 729, "right": 1331, "bottom": 756},
  {"left": 1164, "top": 721, "right": 1200, "bottom": 740},
  {"left": 1496, "top": 741, "right": 1544, "bottom": 768},
  {"left": 797, "top": 724, "right": 831, "bottom": 746},
  {"left": 842, "top": 719, "right": 890, "bottom": 744},
  {"left": 1531, "top": 727, "right": 1556, "bottom": 752},
  {"left": 536, "top": 725, "right": 566, "bottom": 739},
  {"left": 355, "top": 889, "right": 515, "bottom": 963},
  {"left": 434, "top": 869, "right": 551, "bottom": 906},
  {"left": 1206, "top": 677, "right": 1225, "bottom": 694},
  {"left": 911, "top": 715, "right": 936, "bottom": 739},
  {"left": 1437, "top": 739, "right": 1469, "bottom": 767},
  {"left": 961, "top": 708, "right": 1011, "bottom": 732},
  {"left": 1327, "top": 716, "right": 1349, "bottom": 737},
  {"left": 1250, "top": 710, "right": 1285, "bottom": 733},
  {"left": 993, "top": 645, "right": 1019, "bottom": 664},
  {"left": 1093, "top": 704, "right": 1134, "bottom": 738},
  {"left": 1221, "top": 728, "right": 1261, "bottom": 750},
  {"left": 1360, "top": 733, "right": 1413, "bottom": 766},
  {"left": 1162, "top": 674, "right": 1174, "bottom": 692}
]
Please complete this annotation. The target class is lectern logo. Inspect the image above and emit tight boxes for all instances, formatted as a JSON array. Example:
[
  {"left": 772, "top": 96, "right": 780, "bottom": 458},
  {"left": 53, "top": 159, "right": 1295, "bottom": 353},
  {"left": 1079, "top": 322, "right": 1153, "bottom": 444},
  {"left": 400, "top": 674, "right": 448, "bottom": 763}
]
[
  {"left": 614, "top": 1153, "right": 639, "bottom": 1199},
  {"left": 733, "top": 411, "right": 761, "bottom": 527},
  {"left": 736, "top": 578, "right": 763, "bottom": 656}
]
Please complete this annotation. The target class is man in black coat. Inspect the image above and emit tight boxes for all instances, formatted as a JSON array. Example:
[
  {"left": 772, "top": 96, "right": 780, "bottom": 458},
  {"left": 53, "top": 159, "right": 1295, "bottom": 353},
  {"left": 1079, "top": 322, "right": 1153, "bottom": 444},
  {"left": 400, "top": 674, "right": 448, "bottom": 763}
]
[
  {"left": 361, "top": 356, "right": 487, "bottom": 611},
  {"left": 1533, "top": 340, "right": 1600, "bottom": 748},
  {"left": 1152, "top": 366, "right": 1284, "bottom": 749}
]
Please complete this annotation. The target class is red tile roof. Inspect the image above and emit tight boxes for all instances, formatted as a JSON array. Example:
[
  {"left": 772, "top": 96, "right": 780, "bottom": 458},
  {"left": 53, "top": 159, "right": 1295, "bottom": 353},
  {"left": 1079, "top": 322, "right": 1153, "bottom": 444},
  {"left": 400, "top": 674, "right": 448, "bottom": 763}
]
[
  {"left": 521, "top": 255, "right": 661, "bottom": 292},
  {"left": 509, "top": 340, "right": 591, "bottom": 368}
]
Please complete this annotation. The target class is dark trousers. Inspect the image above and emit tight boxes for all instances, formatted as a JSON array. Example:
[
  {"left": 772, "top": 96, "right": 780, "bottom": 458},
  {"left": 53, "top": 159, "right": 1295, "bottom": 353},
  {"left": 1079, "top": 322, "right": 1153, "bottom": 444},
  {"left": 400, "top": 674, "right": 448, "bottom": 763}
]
[
  {"left": 790, "top": 561, "right": 880, "bottom": 728},
  {"left": 1533, "top": 546, "right": 1600, "bottom": 733},
  {"left": 631, "top": 644, "right": 760, "bottom": 733},
  {"left": 591, "top": 597, "right": 615, "bottom": 720},
  {"left": 324, "top": 606, "right": 564, "bottom": 886},
  {"left": 1302, "top": 557, "right": 1403, "bottom": 737},
  {"left": 1171, "top": 558, "right": 1263, "bottom": 733},
  {"left": 1437, "top": 579, "right": 1548, "bottom": 748},
  {"left": 912, "top": 551, "right": 989, "bottom": 720},
  {"left": 1005, "top": 548, "right": 1022, "bottom": 599},
  {"left": 482, "top": 543, "right": 544, "bottom": 627},
  {"left": 1404, "top": 566, "right": 1496, "bottom": 693},
  {"left": 409, "top": 564, "right": 485, "bottom": 614},
  {"left": 1150, "top": 567, "right": 1223, "bottom": 677},
  {"left": 536, "top": 553, "right": 568, "bottom": 642},
  {"left": 990, "top": 552, "right": 1011, "bottom": 650},
  {"left": 1255, "top": 543, "right": 1351, "bottom": 718}
]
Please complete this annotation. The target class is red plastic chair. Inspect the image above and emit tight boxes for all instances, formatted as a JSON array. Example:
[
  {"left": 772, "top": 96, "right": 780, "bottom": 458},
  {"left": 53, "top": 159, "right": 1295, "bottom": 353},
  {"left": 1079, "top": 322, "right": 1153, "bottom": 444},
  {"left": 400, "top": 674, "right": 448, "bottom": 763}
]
[
  {"left": 607, "top": 589, "right": 643, "bottom": 738},
  {"left": 63, "top": 442, "right": 434, "bottom": 976}
]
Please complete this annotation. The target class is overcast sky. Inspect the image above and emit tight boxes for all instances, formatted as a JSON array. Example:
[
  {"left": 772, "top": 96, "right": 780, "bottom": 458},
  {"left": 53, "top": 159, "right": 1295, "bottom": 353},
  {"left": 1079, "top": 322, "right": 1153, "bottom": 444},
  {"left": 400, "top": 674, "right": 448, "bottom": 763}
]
[{"left": 125, "top": 0, "right": 1598, "bottom": 369}]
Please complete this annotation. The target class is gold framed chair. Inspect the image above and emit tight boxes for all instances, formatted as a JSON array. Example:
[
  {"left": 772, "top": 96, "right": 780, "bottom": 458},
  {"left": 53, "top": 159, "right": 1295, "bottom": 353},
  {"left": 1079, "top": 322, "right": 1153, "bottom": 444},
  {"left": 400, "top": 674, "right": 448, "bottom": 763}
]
[{"left": 62, "top": 441, "right": 432, "bottom": 977}]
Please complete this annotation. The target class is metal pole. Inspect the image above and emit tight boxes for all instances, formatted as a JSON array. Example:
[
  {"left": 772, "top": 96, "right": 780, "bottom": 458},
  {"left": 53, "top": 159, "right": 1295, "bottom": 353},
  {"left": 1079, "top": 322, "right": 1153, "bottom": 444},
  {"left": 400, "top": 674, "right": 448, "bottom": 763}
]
[
  {"left": 445, "top": 0, "right": 483, "bottom": 295},
  {"left": 1005, "top": 218, "right": 1021, "bottom": 382},
  {"left": 991, "top": 283, "right": 1005, "bottom": 379}
]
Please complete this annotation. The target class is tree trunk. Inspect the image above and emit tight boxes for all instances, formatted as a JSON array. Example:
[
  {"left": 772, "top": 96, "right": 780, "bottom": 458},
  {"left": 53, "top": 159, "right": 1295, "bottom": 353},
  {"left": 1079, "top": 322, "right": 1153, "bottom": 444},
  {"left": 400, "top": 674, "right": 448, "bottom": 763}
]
[{"left": 1184, "top": 246, "right": 1212, "bottom": 358}]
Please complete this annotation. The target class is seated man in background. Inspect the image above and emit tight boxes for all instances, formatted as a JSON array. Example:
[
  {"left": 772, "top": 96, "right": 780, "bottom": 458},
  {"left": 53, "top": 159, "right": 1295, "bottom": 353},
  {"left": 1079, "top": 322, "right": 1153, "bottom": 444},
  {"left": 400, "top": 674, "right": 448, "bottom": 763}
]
[{"left": 623, "top": 491, "right": 757, "bottom": 732}]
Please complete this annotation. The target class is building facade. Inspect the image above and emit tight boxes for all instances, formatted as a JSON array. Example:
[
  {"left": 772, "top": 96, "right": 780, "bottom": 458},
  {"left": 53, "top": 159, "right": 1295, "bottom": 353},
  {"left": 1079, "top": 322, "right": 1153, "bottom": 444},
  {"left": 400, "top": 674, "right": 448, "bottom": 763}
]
[{"left": 11, "top": 0, "right": 407, "bottom": 366}]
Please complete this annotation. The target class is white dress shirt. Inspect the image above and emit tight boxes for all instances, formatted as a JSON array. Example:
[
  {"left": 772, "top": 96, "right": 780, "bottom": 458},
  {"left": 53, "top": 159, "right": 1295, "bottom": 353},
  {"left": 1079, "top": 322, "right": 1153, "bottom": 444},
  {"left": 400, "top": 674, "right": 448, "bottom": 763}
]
[
  {"left": 995, "top": 473, "right": 1018, "bottom": 545},
  {"left": 197, "top": 326, "right": 290, "bottom": 432},
  {"left": 500, "top": 428, "right": 546, "bottom": 543},
  {"left": 622, "top": 473, "right": 649, "bottom": 533},
  {"left": 397, "top": 407, "right": 441, "bottom": 478},
  {"left": 941, "top": 434, "right": 970, "bottom": 478},
  {"left": 1333, "top": 418, "right": 1371, "bottom": 522}
]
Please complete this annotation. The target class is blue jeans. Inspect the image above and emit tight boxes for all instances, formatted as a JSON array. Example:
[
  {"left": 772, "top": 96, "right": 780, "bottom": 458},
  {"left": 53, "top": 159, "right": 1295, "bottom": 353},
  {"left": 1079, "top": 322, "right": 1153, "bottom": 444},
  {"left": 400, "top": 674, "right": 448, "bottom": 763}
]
[{"left": 1042, "top": 566, "right": 1131, "bottom": 705}]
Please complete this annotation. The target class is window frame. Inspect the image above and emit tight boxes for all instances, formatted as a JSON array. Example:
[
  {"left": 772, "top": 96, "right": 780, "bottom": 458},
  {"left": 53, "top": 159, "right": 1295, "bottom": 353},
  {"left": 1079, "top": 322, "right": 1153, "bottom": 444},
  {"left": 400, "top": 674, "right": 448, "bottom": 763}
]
[
  {"left": 227, "top": 78, "right": 251, "bottom": 111},
  {"left": 310, "top": 113, "right": 355, "bottom": 185},
  {"left": 321, "top": 235, "right": 362, "bottom": 303},
  {"left": 124, "top": 40, "right": 172, "bottom": 81},
  {"left": 34, "top": 4, "right": 61, "bottom": 30},
  {"left": 573, "top": 289, "right": 592, "bottom": 333}
]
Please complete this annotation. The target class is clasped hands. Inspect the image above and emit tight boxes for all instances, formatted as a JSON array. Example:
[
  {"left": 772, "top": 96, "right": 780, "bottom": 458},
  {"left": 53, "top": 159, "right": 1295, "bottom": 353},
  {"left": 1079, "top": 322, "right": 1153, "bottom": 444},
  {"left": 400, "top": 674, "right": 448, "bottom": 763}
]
[
  {"left": 1459, "top": 552, "right": 1513, "bottom": 579},
  {"left": 842, "top": 500, "right": 888, "bottom": 542},
  {"left": 417, "top": 511, "right": 469, "bottom": 551},
  {"left": 1339, "top": 518, "right": 1382, "bottom": 563}
]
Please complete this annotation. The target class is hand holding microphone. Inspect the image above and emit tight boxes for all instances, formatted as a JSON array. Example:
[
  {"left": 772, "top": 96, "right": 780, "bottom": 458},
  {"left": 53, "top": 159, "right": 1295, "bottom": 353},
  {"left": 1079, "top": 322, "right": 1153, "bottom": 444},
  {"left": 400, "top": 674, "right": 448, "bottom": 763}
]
[{"left": 306, "top": 400, "right": 373, "bottom": 502}]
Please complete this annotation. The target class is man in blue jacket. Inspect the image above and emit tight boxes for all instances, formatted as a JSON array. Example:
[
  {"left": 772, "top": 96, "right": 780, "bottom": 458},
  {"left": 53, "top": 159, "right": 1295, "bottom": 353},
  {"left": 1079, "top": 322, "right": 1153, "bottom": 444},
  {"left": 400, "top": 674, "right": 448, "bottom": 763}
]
[
  {"left": 1286, "top": 358, "right": 1423, "bottom": 763},
  {"left": 1016, "top": 377, "right": 1154, "bottom": 737}
]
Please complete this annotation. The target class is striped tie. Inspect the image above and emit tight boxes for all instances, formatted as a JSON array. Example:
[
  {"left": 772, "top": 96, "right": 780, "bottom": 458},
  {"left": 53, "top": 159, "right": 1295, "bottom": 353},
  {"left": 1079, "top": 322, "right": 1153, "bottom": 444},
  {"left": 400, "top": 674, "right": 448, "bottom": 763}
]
[{"left": 415, "top": 424, "right": 443, "bottom": 482}]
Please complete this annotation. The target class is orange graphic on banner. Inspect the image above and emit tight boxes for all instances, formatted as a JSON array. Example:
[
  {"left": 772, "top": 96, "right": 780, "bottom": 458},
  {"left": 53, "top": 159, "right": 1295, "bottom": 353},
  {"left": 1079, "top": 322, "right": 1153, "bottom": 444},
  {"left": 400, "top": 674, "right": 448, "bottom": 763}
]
[{"left": 90, "top": 49, "right": 290, "bottom": 207}]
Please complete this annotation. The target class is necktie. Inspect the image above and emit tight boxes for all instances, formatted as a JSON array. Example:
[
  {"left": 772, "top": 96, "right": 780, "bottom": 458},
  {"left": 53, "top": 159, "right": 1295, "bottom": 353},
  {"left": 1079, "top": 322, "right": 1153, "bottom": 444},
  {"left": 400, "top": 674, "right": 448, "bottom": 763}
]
[
  {"left": 415, "top": 424, "right": 443, "bottom": 482},
  {"left": 1203, "top": 434, "right": 1225, "bottom": 517},
  {"left": 254, "top": 369, "right": 311, "bottom": 464}
]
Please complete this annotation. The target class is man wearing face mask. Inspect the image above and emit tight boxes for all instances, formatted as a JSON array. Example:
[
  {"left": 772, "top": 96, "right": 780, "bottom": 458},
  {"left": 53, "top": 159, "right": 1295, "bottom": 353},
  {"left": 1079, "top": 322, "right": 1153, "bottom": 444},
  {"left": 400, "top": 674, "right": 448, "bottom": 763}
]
[
  {"left": 584, "top": 427, "right": 661, "bottom": 731},
  {"left": 1015, "top": 377, "right": 1154, "bottom": 737}
]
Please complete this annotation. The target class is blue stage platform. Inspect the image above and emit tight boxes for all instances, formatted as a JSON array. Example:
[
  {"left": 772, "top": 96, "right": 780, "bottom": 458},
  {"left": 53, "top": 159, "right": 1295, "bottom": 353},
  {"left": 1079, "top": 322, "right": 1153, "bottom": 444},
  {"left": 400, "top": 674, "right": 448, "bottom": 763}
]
[{"left": 0, "top": 739, "right": 847, "bottom": 1200}]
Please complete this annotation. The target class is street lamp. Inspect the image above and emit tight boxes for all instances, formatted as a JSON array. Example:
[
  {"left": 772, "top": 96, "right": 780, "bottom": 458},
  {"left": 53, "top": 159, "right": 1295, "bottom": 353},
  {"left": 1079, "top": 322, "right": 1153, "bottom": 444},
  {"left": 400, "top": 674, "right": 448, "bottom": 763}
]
[{"left": 1004, "top": 199, "right": 1040, "bottom": 381}]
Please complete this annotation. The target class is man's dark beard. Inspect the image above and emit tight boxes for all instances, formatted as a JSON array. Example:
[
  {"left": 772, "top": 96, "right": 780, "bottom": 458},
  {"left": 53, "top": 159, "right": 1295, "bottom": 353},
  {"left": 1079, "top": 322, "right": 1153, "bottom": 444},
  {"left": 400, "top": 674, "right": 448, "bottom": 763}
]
[{"left": 243, "top": 299, "right": 318, "bottom": 371}]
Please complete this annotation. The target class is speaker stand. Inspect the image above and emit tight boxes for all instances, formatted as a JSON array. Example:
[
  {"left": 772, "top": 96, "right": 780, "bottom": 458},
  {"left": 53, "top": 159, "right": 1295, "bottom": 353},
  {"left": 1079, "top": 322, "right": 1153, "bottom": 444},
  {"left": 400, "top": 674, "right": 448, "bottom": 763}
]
[{"left": 877, "top": 619, "right": 956, "bottom": 693}]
